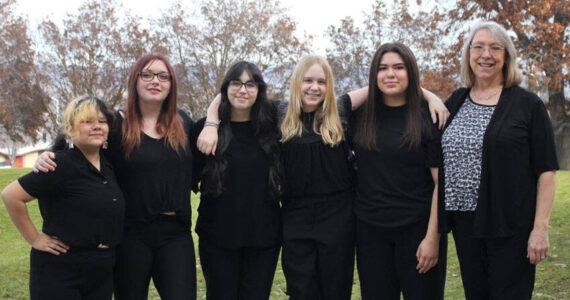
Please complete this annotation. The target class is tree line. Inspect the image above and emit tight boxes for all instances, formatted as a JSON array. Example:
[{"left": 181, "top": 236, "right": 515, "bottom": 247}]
[{"left": 1, "top": 0, "right": 568, "bottom": 168}]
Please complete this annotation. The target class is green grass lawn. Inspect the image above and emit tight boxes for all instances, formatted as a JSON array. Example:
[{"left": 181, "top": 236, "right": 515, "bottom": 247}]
[{"left": 0, "top": 169, "right": 568, "bottom": 299}]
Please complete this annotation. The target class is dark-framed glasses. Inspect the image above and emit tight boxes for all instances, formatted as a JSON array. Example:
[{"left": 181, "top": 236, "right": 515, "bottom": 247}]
[
  {"left": 229, "top": 80, "right": 259, "bottom": 92},
  {"left": 470, "top": 44, "right": 505, "bottom": 56},
  {"left": 138, "top": 71, "right": 171, "bottom": 82}
]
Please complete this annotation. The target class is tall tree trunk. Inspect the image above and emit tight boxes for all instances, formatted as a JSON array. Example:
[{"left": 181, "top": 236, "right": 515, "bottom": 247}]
[{"left": 548, "top": 88, "right": 570, "bottom": 170}]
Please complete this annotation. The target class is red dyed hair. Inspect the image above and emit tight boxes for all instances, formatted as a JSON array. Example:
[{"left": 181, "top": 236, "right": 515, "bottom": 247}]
[{"left": 122, "top": 53, "right": 187, "bottom": 156}]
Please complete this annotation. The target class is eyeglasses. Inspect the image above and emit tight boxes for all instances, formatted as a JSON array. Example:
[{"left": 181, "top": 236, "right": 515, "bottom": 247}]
[
  {"left": 470, "top": 44, "right": 505, "bottom": 56},
  {"left": 228, "top": 80, "right": 259, "bottom": 92},
  {"left": 138, "top": 71, "right": 171, "bottom": 82}
]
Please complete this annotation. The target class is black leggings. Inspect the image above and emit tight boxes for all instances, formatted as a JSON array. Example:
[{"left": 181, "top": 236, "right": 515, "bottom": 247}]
[
  {"left": 114, "top": 215, "right": 197, "bottom": 300},
  {"left": 29, "top": 247, "right": 115, "bottom": 300}
]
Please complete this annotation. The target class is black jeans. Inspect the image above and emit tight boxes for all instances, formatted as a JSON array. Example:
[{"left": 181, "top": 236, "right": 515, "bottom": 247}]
[
  {"left": 356, "top": 219, "right": 447, "bottom": 300},
  {"left": 199, "top": 239, "right": 280, "bottom": 300},
  {"left": 281, "top": 192, "right": 355, "bottom": 300},
  {"left": 450, "top": 211, "right": 535, "bottom": 300},
  {"left": 114, "top": 215, "right": 197, "bottom": 300},
  {"left": 29, "top": 247, "right": 115, "bottom": 300}
]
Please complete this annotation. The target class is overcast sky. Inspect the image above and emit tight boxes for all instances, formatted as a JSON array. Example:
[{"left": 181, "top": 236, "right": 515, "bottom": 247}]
[{"left": 14, "top": 0, "right": 375, "bottom": 54}]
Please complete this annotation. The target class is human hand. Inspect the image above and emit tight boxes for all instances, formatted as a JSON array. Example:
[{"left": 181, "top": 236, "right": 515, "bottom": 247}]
[
  {"left": 32, "top": 151, "right": 56, "bottom": 173},
  {"left": 527, "top": 227, "right": 549, "bottom": 264},
  {"left": 197, "top": 125, "right": 218, "bottom": 155},
  {"left": 31, "top": 233, "right": 69, "bottom": 255},
  {"left": 428, "top": 99, "right": 450, "bottom": 129},
  {"left": 416, "top": 235, "right": 439, "bottom": 274}
]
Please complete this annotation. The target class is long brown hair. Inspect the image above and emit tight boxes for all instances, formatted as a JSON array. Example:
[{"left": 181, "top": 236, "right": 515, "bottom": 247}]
[
  {"left": 352, "top": 42, "right": 424, "bottom": 150},
  {"left": 122, "top": 53, "right": 186, "bottom": 156}
]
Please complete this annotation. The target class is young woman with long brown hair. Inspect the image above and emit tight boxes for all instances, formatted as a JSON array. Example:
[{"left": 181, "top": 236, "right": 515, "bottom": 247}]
[{"left": 348, "top": 42, "right": 446, "bottom": 300}]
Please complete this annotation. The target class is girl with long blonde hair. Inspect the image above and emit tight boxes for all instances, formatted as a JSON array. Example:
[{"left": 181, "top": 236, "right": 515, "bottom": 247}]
[{"left": 197, "top": 54, "right": 449, "bottom": 299}]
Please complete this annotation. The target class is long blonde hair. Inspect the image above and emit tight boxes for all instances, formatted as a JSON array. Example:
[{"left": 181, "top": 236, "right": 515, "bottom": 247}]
[{"left": 280, "top": 55, "right": 343, "bottom": 146}]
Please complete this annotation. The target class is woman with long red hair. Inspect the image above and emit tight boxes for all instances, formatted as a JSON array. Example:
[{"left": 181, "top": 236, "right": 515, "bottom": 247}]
[{"left": 34, "top": 53, "right": 197, "bottom": 299}]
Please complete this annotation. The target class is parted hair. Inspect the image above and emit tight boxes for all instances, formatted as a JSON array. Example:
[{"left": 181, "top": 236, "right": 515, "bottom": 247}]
[
  {"left": 280, "top": 55, "right": 343, "bottom": 146},
  {"left": 460, "top": 21, "right": 523, "bottom": 88},
  {"left": 352, "top": 42, "right": 427, "bottom": 150},
  {"left": 122, "top": 53, "right": 187, "bottom": 157},
  {"left": 200, "top": 61, "right": 283, "bottom": 200},
  {"left": 53, "top": 95, "right": 114, "bottom": 151}
]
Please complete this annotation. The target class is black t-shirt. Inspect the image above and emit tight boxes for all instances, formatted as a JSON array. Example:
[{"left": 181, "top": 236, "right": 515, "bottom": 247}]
[
  {"left": 191, "top": 118, "right": 281, "bottom": 248},
  {"left": 106, "top": 110, "right": 194, "bottom": 229},
  {"left": 351, "top": 99, "right": 441, "bottom": 229},
  {"left": 18, "top": 148, "right": 125, "bottom": 248},
  {"left": 276, "top": 97, "right": 353, "bottom": 202}
]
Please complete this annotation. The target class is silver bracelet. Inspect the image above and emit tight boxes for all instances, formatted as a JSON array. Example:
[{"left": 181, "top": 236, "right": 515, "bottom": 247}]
[{"left": 205, "top": 120, "right": 220, "bottom": 127}]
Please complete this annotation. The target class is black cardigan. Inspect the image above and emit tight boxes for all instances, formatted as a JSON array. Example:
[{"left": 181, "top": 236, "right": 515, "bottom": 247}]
[{"left": 438, "top": 86, "right": 558, "bottom": 238}]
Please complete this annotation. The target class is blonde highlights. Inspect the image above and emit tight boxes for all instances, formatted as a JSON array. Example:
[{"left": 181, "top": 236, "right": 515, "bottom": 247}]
[
  {"left": 280, "top": 55, "right": 343, "bottom": 146},
  {"left": 64, "top": 96, "right": 104, "bottom": 138}
]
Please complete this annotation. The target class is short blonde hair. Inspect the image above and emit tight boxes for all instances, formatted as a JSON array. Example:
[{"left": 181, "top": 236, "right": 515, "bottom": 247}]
[
  {"left": 280, "top": 55, "right": 343, "bottom": 145},
  {"left": 63, "top": 96, "right": 112, "bottom": 138},
  {"left": 460, "top": 21, "right": 523, "bottom": 88}
]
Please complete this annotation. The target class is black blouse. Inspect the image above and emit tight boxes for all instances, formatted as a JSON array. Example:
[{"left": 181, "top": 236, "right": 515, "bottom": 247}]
[
  {"left": 18, "top": 148, "right": 125, "bottom": 248},
  {"left": 276, "top": 97, "right": 353, "bottom": 202},
  {"left": 106, "top": 110, "right": 194, "bottom": 230},
  {"left": 439, "top": 86, "right": 559, "bottom": 237},
  {"left": 348, "top": 96, "right": 441, "bottom": 229},
  {"left": 191, "top": 118, "right": 281, "bottom": 248}
]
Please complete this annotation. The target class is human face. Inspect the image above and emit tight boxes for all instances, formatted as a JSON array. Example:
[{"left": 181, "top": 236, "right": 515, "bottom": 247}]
[
  {"left": 469, "top": 29, "right": 505, "bottom": 84},
  {"left": 300, "top": 64, "right": 326, "bottom": 113},
  {"left": 136, "top": 59, "right": 171, "bottom": 104},
  {"left": 71, "top": 111, "right": 109, "bottom": 151},
  {"left": 227, "top": 71, "right": 258, "bottom": 116},
  {"left": 376, "top": 52, "right": 408, "bottom": 104}
]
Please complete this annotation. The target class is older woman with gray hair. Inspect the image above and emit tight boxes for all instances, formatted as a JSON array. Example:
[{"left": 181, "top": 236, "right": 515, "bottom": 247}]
[{"left": 438, "top": 21, "right": 558, "bottom": 299}]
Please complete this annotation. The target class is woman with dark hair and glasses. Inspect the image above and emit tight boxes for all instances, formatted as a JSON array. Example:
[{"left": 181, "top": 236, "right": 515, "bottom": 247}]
[
  {"left": 197, "top": 54, "right": 449, "bottom": 300},
  {"left": 345, "top": 42, "right": 446, "bottom": 300},
  {"left": 2, "top": 97, "right": 122, "bottom": 299},
  {"left": 33, "top": 53, "right": 197, "bottom": 299},
  {"left": 190, "top": 61, "right": 283, "bottom": 299}
]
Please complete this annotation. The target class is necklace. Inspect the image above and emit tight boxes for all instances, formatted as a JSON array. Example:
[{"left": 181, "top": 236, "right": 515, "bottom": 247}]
[{"left": 471, "top": 86, "right": 503, "bottom": 102}]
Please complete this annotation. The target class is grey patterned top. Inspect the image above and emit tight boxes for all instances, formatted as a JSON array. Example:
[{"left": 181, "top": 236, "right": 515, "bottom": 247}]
[{"left": 442, "top": 97, "right": 495, "bottom": 211}]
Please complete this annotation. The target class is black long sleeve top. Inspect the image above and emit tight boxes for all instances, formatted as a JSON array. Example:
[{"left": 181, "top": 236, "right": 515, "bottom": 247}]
[
  {"left": 191, "top": 118, "right": 281, "bottom": 248},
  {"left": 275, "top": 97, "right": 353, "bottom": 203}
]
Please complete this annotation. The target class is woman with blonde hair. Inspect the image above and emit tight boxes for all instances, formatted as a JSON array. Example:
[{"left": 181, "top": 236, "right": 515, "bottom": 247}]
[
  {"left": 439, "top": 21, "right": 557, "bottom": 299},
  {"left": 2, "top": 97, "right": 123, "bottom": 299},
  {"left": 33, "top": 53, "right": 197, "bottom": 299},
  {"left": 277, "top": 55, "right": 354, "bottom": 300},
  {"left": 197, "top": 55, "right": 449, "bottom": 299}
]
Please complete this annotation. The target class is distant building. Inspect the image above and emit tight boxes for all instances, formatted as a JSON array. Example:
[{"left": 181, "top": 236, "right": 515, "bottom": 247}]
[{"left": 0, "top": 141, "right": 51, "bottom": 168}]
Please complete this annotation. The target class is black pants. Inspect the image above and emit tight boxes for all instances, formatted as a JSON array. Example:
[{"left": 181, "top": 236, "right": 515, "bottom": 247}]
[
  {"left": 114, "top": 215, "right": 197, "bottom": 300},
  {"left": 199, "top": 239, "right": 280, "bottom": 300},
  {"left": 281, "top": 193, "right": 355, "bottom": 300},
  {"left": 29, "top": 247, "right": 115, "bottom": 300},
  {"left": 450, "top": 212, "right": 535, "bottom": 300},
  {"left": 356, "top": 219, "right": 447, "bottom": 300}
]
